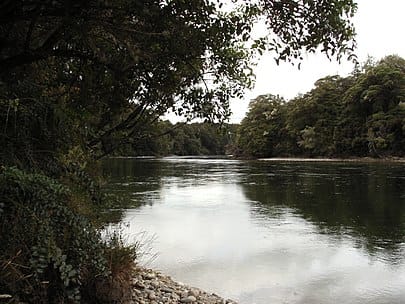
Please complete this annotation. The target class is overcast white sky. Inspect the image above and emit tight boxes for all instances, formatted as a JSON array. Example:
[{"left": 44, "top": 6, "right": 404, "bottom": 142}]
[{"left": 229, "top": 0, "right": 405, "bottom": 123}]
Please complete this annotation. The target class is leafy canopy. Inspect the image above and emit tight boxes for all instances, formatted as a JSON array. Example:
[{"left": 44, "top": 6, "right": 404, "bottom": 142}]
[
  {"left": 0, "top": 0, "right": 357, "bottom": 158},
  {"left": 236, "top": 55, "right": 405, "bottom": 158}
]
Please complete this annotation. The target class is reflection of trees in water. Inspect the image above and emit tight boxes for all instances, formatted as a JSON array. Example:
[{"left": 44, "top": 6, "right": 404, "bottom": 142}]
[
  {"left": 103, "top": 158, "right": 235, "bottom": 216},
  {"left": 101, "top": 158, "right": 241, "bottom": 222},
  {"left": 100, "top": 158, "right": 165, "bottom": 223},
  {"left": 241, "top": 162, "right": 405, "bottom": 258},
  {"left": 102, "top": 158, "right": 405, "bottom": 260}
]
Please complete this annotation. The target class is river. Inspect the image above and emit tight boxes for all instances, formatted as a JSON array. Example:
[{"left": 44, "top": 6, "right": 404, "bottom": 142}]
[{"left": 102, "top": 157, "right": 405, "bottom": 304}]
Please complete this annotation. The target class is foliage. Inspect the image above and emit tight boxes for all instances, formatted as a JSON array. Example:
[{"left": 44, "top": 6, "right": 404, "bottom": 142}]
[
  {"left": 0, "top": 167, "right": 108, "bottom": 303},
  {"left": 0, "top": 0, "right": 357, "bottom": 158},
  {"left": 236, "top": 94, "right": 286, "bottom": 157},
  {"left": 0, "top": 0, "right": 359, "bottom": 302},
  {"left": 91, "top": 230, "right": 137, "bottom": 304},
  {"left": 236, "top": 55, "right": 405, "bottom": 158},
  {"left": 113, "top": 122, "right": 237, "bottom": 156},
  {"left": 245, "top": 0, "right": 357, "bottom": 64}
]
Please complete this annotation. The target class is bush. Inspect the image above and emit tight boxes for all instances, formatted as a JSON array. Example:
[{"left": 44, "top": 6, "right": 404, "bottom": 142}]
[
  {"left": 0, "top": 167, "right": 109, "bottom": 303},
  {"left": 91, "top": 231, "right": 137, "bottom": 303}
]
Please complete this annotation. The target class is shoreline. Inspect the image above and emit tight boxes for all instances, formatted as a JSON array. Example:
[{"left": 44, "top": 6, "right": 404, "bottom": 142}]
[
  {"left": 258, "top": 157, "right": 405, "bottom": 163},
  {"left": 130, "top": 267, "right": 237, "bottom": 304},
  {"left": 107, "top": 155, "right": 405, "bottom": 163}
]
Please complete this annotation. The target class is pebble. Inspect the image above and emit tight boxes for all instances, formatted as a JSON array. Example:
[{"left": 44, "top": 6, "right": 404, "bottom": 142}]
[
  {"left": 144, "top": 272, "right": 157, "bottom": 280},
  {"left": 161, "top": 287, "right": 174, "bottom": 293},
  {"left": 131, "top": 267, "right": 237, "bottom": 304},
  {"left": 180, "top": 291, "right": 189, "bottom": 298},
  {"left": 0, "top": 295, "right": 12, "bottom": 299},
  {"left": 189, "top": 289, "right": 200, "bottom": 297},
  {"left": 180, "top": 295, "right": 197, "bottom": 302},
  {"left": 151, "top": 280, "right": 160, "bottom": 287},
  {"left": 148, "top": 291, "right": 157, "bottom": 300}
]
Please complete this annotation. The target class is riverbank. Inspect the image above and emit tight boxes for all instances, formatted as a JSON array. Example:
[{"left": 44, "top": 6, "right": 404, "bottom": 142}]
[
  {"left": 109, "top": 155, "right": 405, "bottom": 163},
  {"left": 258, "top": 156, "right": 405, "bottom": 163},
  {"left": 130, "top": 267, "right": 237, "bottom": 304}
]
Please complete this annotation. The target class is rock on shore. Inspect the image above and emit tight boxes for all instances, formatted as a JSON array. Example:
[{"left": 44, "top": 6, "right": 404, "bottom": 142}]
[{"left": 131, "top": 267, "right": 237, "bottom": 304}]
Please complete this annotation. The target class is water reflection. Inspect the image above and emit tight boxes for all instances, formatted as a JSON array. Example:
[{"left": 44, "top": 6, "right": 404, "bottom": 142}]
[
  {"left": 240, "top": 162, "right": 405, "bottom": 260},
  {"left": 102, "top": 158, "right": 405, "bottom": 304}
]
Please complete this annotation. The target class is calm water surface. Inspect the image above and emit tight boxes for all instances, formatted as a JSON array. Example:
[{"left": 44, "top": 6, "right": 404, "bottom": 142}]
[{"left": 102, "top": 157, "right": 405, "bottom": 304}]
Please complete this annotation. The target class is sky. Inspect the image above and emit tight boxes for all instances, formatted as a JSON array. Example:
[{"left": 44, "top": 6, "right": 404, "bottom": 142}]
[{"left": 229, "top": 0, "right": 405, "bottom": 123}]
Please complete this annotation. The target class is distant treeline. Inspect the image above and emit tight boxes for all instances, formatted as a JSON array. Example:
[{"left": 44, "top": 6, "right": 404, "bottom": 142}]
[
  {"left": 115, "top": 122, "right": 238, "bottom": 156},
  {"left": 235, "top": 55, "right": 405, "bottom": 158},
  {"left": 121, "top": 55, "right": 404, "bottom": 159}
]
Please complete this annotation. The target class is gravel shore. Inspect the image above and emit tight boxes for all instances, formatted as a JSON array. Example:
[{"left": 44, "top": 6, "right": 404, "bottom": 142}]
[{"left": 131, "top": 267, "right": 237, "bottom": 304}]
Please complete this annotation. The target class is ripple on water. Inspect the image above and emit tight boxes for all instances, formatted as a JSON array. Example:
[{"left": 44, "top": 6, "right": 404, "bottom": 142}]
[{"left": 103, "top": 158, "right": 405, "bottom": 304}]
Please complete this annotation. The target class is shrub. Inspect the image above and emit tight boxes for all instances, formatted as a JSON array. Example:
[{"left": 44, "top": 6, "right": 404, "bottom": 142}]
[
  {"left": 0, "top": 167, "right": 108, "bottom": 303},
  {"left": 90, "top": 231, "right": 137, "bottom": 303}
]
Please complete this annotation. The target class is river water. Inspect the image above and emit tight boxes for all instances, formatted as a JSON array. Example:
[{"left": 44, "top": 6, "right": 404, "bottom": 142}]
[{"left": 102, "top": 157, "right": 405, "bottom": 304}]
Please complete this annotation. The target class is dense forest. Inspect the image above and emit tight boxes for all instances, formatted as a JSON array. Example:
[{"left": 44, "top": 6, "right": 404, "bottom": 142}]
[
  {"left": 115, "top": 122, "right": 237, "bottom": 156},
  {"left": 0, "top": 0, "right": 359, "bottom": 303},
  {"left": 236, "top": 55, "right": 405, "bottom": 158},
  {"left": 122, "top": 56, "right": 404, "bottom": 159}
]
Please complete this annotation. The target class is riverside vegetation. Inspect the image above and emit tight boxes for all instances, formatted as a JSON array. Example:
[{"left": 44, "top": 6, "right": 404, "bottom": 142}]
[
  {"left": 0, "top": 0, "right": 365, "bottom": 303},
  {"left": 235, "top": 55, "right": 405, "bottom": 158},
  {"left": 114, "top": 56, "right": 405, "bottom": 159}
]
